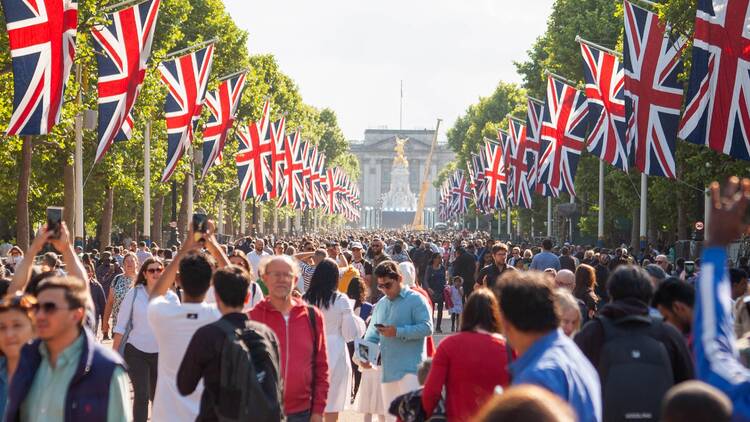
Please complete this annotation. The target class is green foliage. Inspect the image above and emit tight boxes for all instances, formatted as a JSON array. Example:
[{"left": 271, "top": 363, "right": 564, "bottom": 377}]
[{"left": 0, "top": 0, "right": 355, "bottom": 242}]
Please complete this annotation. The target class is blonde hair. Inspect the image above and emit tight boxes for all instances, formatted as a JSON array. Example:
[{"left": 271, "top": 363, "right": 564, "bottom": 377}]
[{"left": 554, "top": 288, "right": 582, "bottom": 332}]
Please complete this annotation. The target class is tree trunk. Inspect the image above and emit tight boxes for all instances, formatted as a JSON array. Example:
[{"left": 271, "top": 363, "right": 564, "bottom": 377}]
[
  {"left": 630, "top": 207, "right": 640, "bottom": 251},
  {"left": 677, "top": 191, "right": 687, "bottom": 240},
  {"left": 99, "top": 186, "right": 114, "bottom": 249},
  {"left": 16, "top": 136, "right": 33, "bottom": 251},
  {"left": 63, "top": 159, "right": 75, "bottom": 244},
  {"left": 152, "top": 195, "right": 164, "bottom": 246},
  {"left": 177, "top": 178, "right": 190, "bottom": 242}
]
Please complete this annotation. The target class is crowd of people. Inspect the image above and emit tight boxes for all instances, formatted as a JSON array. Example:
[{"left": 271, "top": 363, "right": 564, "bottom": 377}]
[{"left": 0, "top": 178, "right": 748, "bottom": 421}]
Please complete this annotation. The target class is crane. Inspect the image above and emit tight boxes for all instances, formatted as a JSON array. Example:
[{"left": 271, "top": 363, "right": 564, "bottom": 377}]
[{"left": 412, "top": 118, "right": 442, "bottom": 229}]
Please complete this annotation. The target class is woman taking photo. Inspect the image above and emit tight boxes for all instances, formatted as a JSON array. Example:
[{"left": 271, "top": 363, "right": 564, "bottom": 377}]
[
  {"left": 102, "top": 253, "right": 138, "bottom": 337},
  {"left": 0, "top": 293, "right": 36, "bottom": 416},
  {"left": 424, "top": 252, "right": 447, "bottom": 333},
  {"left": 422, "top": 288, "right": 513, "bottom": 422},
  {"left": 113, "top": 257, "right": 172, "bottom": 422},
  {"left": 304, "top": 259, "right": 365, "bottom": 422}
]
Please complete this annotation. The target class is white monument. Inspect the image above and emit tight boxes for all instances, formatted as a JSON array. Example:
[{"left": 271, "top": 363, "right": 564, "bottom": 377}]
[{"left": 381, "top": 137, "right": 417, "bottom": 211}]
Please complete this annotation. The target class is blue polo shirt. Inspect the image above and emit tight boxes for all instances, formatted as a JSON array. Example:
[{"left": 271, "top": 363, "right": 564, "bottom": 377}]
[
  {"left": 364, "top": 286, "right": 433, "bottom": 383},
  {"left": 510, "top": 329, "right": 602, "bottom": 422}
]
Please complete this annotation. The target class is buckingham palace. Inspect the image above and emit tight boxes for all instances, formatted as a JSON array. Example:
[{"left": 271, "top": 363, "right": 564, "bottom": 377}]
[{"left": 350, "top": 128, "right": 453, "bottom": 228}]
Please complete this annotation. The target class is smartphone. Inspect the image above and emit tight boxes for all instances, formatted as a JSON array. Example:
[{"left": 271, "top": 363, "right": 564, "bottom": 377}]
[
  {"left": 192, "top": 211, "right": 208, "bottom": 233},
  {"left": 685, "top": 261, "right": 695, "bottom": 275},
  {"left": 46, "top": 206, "right": 63, "bottom": 239}
]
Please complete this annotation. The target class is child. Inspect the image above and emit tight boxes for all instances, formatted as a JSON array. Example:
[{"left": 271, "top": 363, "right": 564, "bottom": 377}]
[{"left": 448, "top": 276, "right": 464, "bottom": 332}]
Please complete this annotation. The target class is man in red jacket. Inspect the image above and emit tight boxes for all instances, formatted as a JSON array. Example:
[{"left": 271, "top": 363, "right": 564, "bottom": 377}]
[{"left": 249, "top": 255, "right": 329, "bottom": 422}]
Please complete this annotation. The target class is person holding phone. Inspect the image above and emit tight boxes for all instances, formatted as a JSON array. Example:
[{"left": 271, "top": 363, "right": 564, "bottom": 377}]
[{"left": 361, "top": 260, "right": 432, "bottom": 422}]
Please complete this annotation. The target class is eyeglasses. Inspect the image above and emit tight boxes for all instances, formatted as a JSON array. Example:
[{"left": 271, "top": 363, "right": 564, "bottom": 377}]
[
  {"left": 33, "top": 302, "right": 70, "bottom": 315},
  {"left": 146, "top": 267, "right": 163, "bottom": 274}
]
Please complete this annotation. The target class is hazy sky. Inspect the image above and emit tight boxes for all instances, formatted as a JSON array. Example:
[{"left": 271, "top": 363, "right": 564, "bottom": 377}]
[{"left": 223, "top": 0, "right": 555, "bottom": 142}]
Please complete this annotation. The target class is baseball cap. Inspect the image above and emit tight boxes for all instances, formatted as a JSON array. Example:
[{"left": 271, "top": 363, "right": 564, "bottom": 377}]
[{"left": 350, "top": 242, "right": 363, "bottom": 250}]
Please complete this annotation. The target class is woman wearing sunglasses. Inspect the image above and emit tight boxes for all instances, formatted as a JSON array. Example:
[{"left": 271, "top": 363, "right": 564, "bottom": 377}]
[
  {"left": 113, "top": 257, "right": 172, "bottom": 422},
  {"left": 0, "top": 293, "right": 36, "bottom": 417}
]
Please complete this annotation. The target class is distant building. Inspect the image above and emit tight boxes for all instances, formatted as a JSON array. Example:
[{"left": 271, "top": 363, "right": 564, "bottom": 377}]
[{"left": 350, "top": 128, "right": 453, "bottom": 227}]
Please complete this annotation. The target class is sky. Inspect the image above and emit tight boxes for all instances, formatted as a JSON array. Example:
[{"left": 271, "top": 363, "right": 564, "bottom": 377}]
[{"left": 223, "top": 0, "right": 555, "bottom": 143}]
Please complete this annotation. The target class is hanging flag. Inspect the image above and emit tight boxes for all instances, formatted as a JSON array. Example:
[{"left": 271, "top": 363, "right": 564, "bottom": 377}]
[
  {"left": 259, "top": 117, "right": 285, "bottom": 202},
  {"left": 324, "top": 167, "right": 343, "bottom": 215},
  {"left": 540, "top": 75, "right": 589, "bottom": 197},
  {"left": 623, "top": 0, "right": 685, "bottom": 178},
  {"left": 312, "top": 151, "right": 328, "bottom": 209},
  {"left": 158, "top": 43, "right": 214, "bottom": 182},
  {"left": 449, "top": 170, "right": 472, "bottom": 216},
  {"left": 299, "top": 141, "right": 313, "bottom": 210},
  {"left": 91, "top": 0, "right": 159, "bottom": 162},
  {"left": 278, "top": 131, "right": 305, "bottom": 209},
  {"left": 201, "top": 72, "right": 246, "bottom": 178},
  {"left": 3, "top": 0, "right": 78, "bottom": 135},
  {"left": 235, "top": 101, "right": 273, "bottom": 201},
  {"left": 525, "top": 98, "right": 544, "bottom": 192},
  {"left": 679, "top": 0, "right": 750, "bottom": 160},
  {"left": 508, "top": 118, "right": 533, "bottom": 208},
  {"left": 579, "top": 41, "right": 628, "bottom": 171},
  {"left": 482, "top": 139, "right": 507, "bottom": 210},
  {"left": 497, "top": 130, "right": 513, "bottom": 204}
]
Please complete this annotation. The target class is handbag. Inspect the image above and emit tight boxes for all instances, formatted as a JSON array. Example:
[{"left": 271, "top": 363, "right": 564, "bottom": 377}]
[{"left": 117, "top": 287, "right": 139, "bottom": 356}]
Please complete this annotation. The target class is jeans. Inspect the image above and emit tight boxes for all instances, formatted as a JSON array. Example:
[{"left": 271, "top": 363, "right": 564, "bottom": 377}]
[
  {"left": 124, "top": 343, "right": 158, "bottom": 422},
  {"left": 287, "top": 409, "right": 311, "bottom": 422}
]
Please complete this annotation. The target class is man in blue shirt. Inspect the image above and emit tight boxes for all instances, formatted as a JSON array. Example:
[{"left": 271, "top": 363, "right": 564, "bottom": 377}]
[
  {"left": 362, "top": 260, "right": 432, "bottom": 422},
  {"left": 496, "top": 270, "right": 601, "bottom": 422},
  {"left": 530, "top": 238, "right": 561, "bottom": 271}
]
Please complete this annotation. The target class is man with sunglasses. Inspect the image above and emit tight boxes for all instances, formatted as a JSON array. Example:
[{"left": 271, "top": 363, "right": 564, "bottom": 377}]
[
  {"left": 6, "top": 223, "right": 131, "bottom": 422},
  {"left": 361, "top": 260, "right": 432, "bottom": 422}
]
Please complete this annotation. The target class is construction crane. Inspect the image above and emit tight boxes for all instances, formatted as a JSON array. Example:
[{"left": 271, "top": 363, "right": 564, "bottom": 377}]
[{"left": 412, "top": 118, "right": 442, "bottom": 229}]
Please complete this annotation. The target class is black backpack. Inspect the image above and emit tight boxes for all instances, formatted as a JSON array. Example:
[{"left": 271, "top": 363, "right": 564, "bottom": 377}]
[
  {"left": 597, "top": 315, "right": 674, "bottom": 422},
  {"left": 214, "top": 319, "right": 285, "bottom": 422}
]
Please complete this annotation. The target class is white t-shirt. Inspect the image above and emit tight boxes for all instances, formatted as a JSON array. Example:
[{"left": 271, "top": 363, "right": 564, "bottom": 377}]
[
  {"left": 147, "top": 295, "right": 220, "bottom": 422},
  {"left": 247, "top": 250, "right": 269, "bottom": 279}
]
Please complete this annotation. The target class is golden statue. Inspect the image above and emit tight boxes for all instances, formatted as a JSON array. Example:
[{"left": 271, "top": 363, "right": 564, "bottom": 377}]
[{"left": 393, "top": 137, "right": 409, "bottom": 167}]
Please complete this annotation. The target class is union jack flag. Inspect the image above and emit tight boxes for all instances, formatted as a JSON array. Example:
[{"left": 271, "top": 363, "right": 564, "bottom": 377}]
[
  {"left": 623, "top": 0, "right": 685, "bottom": 178},
  {"left": 508, "top": 118, "right": 533, "bottom": 208},
  {"left": 467, "top": 152, "right": 487, "bottom": 212},
  {"left": 261, "top": 118, "right": 285, "bottom": 201},
  {"left": 235, "top": 100, "right": 272, "bottom": 201},
  {"left": 312, "top": 150, "right": 328, "bottom": 209},
  {"left": 3, "top": 0, "right": 78, "bottom": 135},
  {"left": 449, "top": 170, "right": 472, "bottom": 216},
  {"left": 525, "top": 98, "right": 544, "bottom": 191},
  {"left": 679, "top": 0, "right": 750, "bottom": 160},
  {"left": 482, "top": 139, "right": 507, "bottom": 210},
  {"left": 540, "top": 75, "right": 589, "bottom": 197},
  {"left": 497, "top": 130, "right": 513, "bottom": 204},
  {"left": 201, "top": 72, "right": 246, "bottom": 178},
  {"left": 324, "top": 167, "right": 344, "bottom": 215},
  {"left": 277, "top": 130, "right": 306, "bottom": 209},
  {"left": 580, "top": 42, "right": 628, "bottom": 171},
  {"left": 90, "top": 0, "right": 159, "bottom": 162},
  {"left": 158, "top": 43, "right": 214, "bottom": 182},
  {"left": 299, "top": 141, "right": 313, "bottom": 209}
]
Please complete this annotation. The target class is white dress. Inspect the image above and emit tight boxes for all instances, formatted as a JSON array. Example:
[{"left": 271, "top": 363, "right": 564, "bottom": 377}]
[
  {"left": 352, "top": 365, "right": 386, "bottom": 415},
  {"left": 320, "top": 293, "right": 366, "bottom": 412}
]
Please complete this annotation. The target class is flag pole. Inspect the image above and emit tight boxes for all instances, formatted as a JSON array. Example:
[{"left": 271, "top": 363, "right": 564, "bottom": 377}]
[
  {"left": 143, "top": 120, "right": 151, "bottom": 242},
  {"left": 497, "top": 209, "right": 501, "bottom": 237},
  {"left": 239, "top": 199, "right": 246, "bottom": 236},
  {"left": 547, "top": 196, "right": 552, "bottom": 238},
  {"left": 74, "top": 63, "right": 84, "bottom": 246},
  {"left": 704, "top": 187, "right": 711, "bottom": 243},
  {"left": 575, "top": 35, "right": 622, "bottom": 58},
  {"left": 217, "top": 195, "right": 224, "bottom": 235},
  {"left": 597, "top": 160, "right": 605, "bottom": 247},
  {"left": 569, "top": 194, "right": 575, "bottom": 243},
  {"left": 163, "top": 38, "right": 217, "bottom": 60},
  {"left": 506, "top": 205, "right": 512, "bottom": 240},
  {"left": 186, "top": 145, "right": 194, "bottom": 221},
  {"left": 639, "top": 173, "right": 648, "bottom": 250},
  {"left": 103, "top": 0, "right": 146, "bottom": 12}
]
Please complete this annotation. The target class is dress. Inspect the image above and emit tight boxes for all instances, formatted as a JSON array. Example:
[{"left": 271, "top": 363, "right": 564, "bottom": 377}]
[
  {"left": 448, "top": 286, "right": 463, "bottom": 314},
  {"left": 352, "top": 366, "right": 386, "bottom": 415},
  {"left": 320, "top": 293, "right": 366, "bottom": 412},
  {"left": 110, "top": 274, "right": 133, "bottom": 327}
]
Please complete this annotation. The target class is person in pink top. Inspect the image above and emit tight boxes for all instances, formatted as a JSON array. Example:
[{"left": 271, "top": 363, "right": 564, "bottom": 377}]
[{"left": 422, "top": 288, "right": 513, "bottom": 421}]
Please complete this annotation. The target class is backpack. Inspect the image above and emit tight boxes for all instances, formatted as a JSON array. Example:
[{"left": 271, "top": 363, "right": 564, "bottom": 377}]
[
  {"left": 597, "top": 315, "right": 674, "bottom": 422},
  {"left": 214, "top": 319, "right": 285, "bottom": 422}
]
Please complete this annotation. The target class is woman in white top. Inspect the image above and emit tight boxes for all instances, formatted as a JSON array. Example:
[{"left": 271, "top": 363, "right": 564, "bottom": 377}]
[
  {"left": 113, "top": 257, "right": 177, "bottom": 422},
  {"left": 304, "top": 258, "right": 366, "bottom": 422}
]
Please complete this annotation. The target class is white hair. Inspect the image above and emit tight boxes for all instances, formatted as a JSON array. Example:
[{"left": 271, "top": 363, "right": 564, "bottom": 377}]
[
  {"left": 399, "top": 262, "right": 416, "bottom": 287},
  {"left": 258, "top": 255, "right": 299, "bottom": 277}
]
